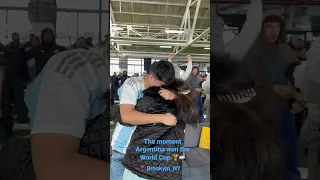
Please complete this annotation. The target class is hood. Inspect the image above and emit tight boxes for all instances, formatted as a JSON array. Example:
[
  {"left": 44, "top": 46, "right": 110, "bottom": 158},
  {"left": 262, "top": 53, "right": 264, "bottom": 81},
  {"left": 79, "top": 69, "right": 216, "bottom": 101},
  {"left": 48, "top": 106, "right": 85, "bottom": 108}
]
[
  {"left": 242, "top": 15, "right": 287, "bottom": 65},
  {"left": 41, "top": 28, "right": 56, "bottom": 47},
  {"left": 255, "top": 15, "right": 287, "bottom": 46}
]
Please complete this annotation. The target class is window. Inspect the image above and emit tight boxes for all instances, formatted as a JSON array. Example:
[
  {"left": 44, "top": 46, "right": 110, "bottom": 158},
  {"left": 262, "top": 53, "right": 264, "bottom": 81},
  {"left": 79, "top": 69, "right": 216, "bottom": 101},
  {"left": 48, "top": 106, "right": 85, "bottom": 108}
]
[
  {"left": 110, "top": 58, "right": 119, "bottom": 64},
  {"left": 110, "top": 64, "right": 120, "bottom": 75},
  {"left": 0, "top": 10, "right": 6, "bottom": 44},
  {"left": 0, "top": 0, "right": 28, "bottom": 7},
  {"left": 78, "top": 13, "right": 99, "bottom": 44},
  {"left": 127, "top": 64, "right": 144, "bottom": 76},
  {"left": 101, "top": 13, "right": 109, "bottom": 38},
  {"left": 127, "top": 65, "right": 135, "bottom": 76},
  {"left": 102, "top": 0, "right": 109, "bottom": 10},
  {"left": 56, "top": 12, "right": 78, "bottom": 46},
  {"left": 7, "top": 10, "right": 30, "bottom": 41},
  {"left": 127, "top": 58, "right": 142, "bottom": 65},
  {"left": 57, "top": 0, "right": 99, "bottom": 10}
]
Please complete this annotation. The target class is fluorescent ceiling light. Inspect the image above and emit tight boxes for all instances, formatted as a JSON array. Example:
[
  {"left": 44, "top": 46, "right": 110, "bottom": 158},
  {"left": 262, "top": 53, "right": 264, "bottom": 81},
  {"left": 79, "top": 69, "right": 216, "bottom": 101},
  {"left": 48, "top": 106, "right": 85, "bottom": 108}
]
[
  {"left": 204, "top": 47, "right": 210, "bottom": 50},
  {"left": 165, "top": 30, "right": 184, "bottom": 34},
  {"left": 112, "top": 27, "right": 124, "bottom": 31},
  {"left": 160, "top": 46, "right": 172, "bottom": 48},
  {"left": 295, "top": 25, "right": 309, "bottom": 29},
  {"left": 121, "top": 44, "right": 132, "bottom": 46}
]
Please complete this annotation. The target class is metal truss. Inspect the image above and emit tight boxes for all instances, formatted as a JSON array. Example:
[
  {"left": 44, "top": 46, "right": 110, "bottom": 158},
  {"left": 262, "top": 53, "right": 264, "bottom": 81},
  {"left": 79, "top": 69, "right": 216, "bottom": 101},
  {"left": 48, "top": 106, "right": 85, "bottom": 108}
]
[
  {"left": 110, "top": 50, "right": 210, "bottom": 62},
  {"left": 110, "top": 0, "right": 210, "bottom": 59}
]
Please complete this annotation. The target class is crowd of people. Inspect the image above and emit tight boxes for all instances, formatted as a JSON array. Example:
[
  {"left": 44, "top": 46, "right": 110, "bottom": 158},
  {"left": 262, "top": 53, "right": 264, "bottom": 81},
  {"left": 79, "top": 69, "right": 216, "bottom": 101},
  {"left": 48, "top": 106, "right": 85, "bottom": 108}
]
[{"left": 211, "top": 14, "right": 320, "bottom": 180}]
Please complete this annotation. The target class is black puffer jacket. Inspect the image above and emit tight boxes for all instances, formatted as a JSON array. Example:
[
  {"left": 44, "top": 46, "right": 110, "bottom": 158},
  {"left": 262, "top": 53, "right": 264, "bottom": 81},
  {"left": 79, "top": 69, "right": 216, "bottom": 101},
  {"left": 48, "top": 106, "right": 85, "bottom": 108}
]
[{"left": 122, "top": 87, "right": 187, "bottom": 180}]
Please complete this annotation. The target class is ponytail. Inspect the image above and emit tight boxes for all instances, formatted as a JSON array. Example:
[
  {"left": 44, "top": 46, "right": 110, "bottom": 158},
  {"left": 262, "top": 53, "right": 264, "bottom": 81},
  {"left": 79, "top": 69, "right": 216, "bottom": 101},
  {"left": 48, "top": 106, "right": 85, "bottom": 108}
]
[
  {"left": 174, "top": 89, "right": 199, "bottom": 127},
  {"left": 164, "top": 79, "right": 199, "bottom": 126}
]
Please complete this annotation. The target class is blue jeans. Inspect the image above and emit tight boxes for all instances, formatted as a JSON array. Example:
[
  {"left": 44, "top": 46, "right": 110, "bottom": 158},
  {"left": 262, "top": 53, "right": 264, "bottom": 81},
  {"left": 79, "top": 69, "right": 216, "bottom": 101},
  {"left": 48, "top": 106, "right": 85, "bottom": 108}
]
[
  {"left": 281, "top": 106, "right": 301, "bottom": 180},
  {"left": 123, "top": 168, "right": 148, "bottom": 180},
  {"left": 110, "top": 151, "right": 125, "bottom": 180},
  {"left": 197, "top": 94, "right": 204, "bottom": 123}
]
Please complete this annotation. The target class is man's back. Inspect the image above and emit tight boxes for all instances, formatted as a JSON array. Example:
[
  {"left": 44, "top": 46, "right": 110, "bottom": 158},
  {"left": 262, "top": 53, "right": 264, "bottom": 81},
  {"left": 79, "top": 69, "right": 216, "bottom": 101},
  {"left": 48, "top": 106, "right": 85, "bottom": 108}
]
[
  {"left": 111, "top": 76, "right": 145, "bottom": 154},
  {"left": 26, "top": 48, "right": 109, "bottom": 132}
]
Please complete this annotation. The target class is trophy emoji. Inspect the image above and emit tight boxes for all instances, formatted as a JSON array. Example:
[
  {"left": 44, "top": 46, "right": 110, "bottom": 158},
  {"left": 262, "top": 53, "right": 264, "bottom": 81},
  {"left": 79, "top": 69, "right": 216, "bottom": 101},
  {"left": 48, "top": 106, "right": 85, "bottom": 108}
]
[{"left": 172, "top": 154, "right": 179, "bottom": 161}]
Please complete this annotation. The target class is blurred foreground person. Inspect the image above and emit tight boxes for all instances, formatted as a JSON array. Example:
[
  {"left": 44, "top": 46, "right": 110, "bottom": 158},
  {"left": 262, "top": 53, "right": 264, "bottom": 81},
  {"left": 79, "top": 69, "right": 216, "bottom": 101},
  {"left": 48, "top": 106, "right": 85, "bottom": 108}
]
[
  {"left": 296, "top": 39, "right": 320, "bottom": 180},
  {"left": 0, "top": 48, "right": 110, "bottom": 180},
  {"left": 211, "top": 53, "right": 285, "bottom": 180}
]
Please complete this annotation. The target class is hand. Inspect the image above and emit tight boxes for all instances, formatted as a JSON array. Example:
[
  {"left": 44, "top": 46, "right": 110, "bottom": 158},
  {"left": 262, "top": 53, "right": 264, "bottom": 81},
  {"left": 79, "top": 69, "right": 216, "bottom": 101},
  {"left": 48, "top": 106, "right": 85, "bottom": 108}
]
[
  {"left": 272, "top": 85, "right": 295, "bottom": 99},
  {"left": 159, "top": 89, "right": 176, "bottom": 100},
  {"left": 186, "top": 55, "right": 192, "bottom": 61},
  {"left": 294, "top": 92, "right": 304, "bottom": 102},
  {"left": 161, "top": 113, "right": 177, "bottom": 126},
  {"left": 168, "top": 53, "right": 175, "bottom": 61},
  {"left": 195, "top": 88, "right": 203, "bottom": 93}
]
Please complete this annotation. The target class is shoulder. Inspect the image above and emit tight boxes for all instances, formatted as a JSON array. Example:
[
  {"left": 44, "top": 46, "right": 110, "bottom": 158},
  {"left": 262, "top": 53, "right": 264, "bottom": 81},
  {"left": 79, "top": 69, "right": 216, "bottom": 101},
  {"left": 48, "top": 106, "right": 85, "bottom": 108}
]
[
  {"left": 123, "top": 77, "right": 144, "bottom": 87},
  {"left": 44, "top": 49, "right": 107, "bottom": 81}
]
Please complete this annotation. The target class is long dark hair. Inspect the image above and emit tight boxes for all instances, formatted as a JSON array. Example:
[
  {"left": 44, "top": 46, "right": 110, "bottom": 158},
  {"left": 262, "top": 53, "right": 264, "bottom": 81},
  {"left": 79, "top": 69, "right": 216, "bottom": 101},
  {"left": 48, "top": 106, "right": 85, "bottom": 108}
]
[
  {"left": 143, "top": 79, "right": 199, "bottom": 126},
  {"left": 211, "top": 53, "right": 284, "bottom": 180},
  {"left": 167, "top": 79, "right": 199, "bottom": 126}
]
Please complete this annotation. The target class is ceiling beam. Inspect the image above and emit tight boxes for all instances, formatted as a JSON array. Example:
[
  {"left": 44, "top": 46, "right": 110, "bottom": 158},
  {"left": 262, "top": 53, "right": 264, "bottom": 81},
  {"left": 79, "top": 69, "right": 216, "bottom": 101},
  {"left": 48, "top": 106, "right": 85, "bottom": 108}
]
[
  {"left": 110, "top": 40, "right": 209, "bottom": 47},
  {"left": 174, "top": 0, "right": 192, "bottom": 52},
  {"left": 112, "top": 22, "right": 180, "bottom": 28},
  {"left": 113, "top": 11, "right": 208, "bottom": 19},
  {"left": 189, "top": 0, "right": 202, "bottom": 41},
  {"left": 175, "top": 27, "right": 210, "bottom": 55},
  {"left": 110, "top": 4, "right": 116, "bottom": 23},
  {"left": 111, "top": 0, "right": 209, "bottom": 7},
  {"left": 111, "top": 36, "right": 187, "bottom": 43},
  {"left": 110, "top": 50, "right": 209, "bottom": 61}
]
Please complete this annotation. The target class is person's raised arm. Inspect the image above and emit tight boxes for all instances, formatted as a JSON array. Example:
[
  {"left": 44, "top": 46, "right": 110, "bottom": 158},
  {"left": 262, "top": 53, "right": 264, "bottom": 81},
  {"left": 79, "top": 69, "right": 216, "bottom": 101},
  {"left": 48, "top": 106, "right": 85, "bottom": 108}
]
[
  {"left": 180, "top": 55, "right": 192, "bottom": 80},
  {"left": 168, "top": 53, "right": 174, "bottom": 63},
  {"left": 119, "top": 82, "right": 176, "bottom": 126}
]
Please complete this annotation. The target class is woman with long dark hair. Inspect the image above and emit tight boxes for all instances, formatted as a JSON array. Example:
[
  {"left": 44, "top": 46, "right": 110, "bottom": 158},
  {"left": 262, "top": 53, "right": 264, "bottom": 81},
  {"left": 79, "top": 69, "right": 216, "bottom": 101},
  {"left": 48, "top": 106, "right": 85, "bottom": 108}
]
[
  {"left": 211, "top": 53, "right": 285, "bottom": 180},
  {"left": 122, "top": 79, "right": 199, "bottom": 180}
]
